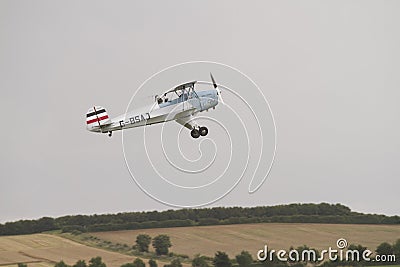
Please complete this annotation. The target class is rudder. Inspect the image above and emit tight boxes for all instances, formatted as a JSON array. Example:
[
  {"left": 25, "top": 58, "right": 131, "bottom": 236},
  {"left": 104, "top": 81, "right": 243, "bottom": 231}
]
[{"left": 86, "top": 106, "right": 111, "bottom": 131}]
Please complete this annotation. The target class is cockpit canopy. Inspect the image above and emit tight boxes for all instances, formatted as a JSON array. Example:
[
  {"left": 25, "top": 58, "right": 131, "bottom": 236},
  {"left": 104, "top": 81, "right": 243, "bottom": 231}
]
[{"left": 155, "top": 81, "right": 197, "bottom": 105}]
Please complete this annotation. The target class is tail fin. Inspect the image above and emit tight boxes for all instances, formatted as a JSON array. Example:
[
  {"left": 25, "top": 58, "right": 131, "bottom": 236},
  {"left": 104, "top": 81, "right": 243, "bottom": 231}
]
[{"left": 86, "top": 106, "right": 112, "bottom": 131}]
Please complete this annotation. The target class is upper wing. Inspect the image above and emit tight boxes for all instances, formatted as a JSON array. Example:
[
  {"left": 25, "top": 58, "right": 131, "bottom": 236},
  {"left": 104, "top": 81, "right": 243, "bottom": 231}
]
[{"left": 164, "top": 81, "right": 197, "bottom": 95}]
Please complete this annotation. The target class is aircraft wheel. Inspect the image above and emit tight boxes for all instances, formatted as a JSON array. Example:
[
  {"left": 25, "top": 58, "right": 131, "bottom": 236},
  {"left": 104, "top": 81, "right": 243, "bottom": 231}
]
[
  {"left": 199, "top": 126, "right": 208, "bottom": 136},
  {"left": 191, "top": 129, "right": 200, "bottom": 139}
]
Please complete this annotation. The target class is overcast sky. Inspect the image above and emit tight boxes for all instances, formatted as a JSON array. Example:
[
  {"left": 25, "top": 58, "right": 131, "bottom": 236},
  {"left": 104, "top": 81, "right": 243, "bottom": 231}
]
[{"left": 1, "top": 1, "right": 399, "bottom": 223}]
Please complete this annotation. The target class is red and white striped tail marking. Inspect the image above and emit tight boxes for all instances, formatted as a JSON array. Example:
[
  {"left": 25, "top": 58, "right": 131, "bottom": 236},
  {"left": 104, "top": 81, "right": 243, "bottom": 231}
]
[{"left": 86, "top": 106, "right": 111, "bottom": 128}]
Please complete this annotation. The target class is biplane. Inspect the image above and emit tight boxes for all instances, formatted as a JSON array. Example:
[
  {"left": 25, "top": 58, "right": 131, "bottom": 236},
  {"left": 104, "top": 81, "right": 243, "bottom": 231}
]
[{"left": 86, "top": 73, "right": 223, "bottom": 138}]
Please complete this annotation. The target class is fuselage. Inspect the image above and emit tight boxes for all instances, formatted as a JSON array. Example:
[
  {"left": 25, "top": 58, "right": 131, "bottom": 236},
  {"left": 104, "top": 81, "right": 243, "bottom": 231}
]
[{"left": 88, "top": 89, "right": 218, "bottom": 134}]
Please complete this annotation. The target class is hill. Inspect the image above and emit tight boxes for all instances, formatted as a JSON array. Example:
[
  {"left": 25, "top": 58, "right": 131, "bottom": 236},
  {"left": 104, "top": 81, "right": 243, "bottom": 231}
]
[{"left": 1, "top": 203, "right": 399, "bottom": 236}]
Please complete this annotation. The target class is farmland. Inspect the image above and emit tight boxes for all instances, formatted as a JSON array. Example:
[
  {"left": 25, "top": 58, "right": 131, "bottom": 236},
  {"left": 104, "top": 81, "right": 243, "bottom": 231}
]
[
  {"left": 0, "top": 234, "right": 142, "bottom": 267},
  {"left": 91, "top": 223, "right": 400, "bottom": 258},
  {"left": 0, "top": 223, "right": 399, "bottom": 267}
]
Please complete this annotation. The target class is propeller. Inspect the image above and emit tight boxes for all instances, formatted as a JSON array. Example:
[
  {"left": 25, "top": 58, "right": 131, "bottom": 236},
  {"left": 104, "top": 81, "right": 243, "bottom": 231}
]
[{"left": 210, "top": 72, "right": 224, "bottom": 104}]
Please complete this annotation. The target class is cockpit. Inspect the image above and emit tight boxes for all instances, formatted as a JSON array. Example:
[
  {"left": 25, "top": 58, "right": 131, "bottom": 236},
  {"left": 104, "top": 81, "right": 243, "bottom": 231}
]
[{"left": 155, "top": 81, "right": 198, "bottom": 108}]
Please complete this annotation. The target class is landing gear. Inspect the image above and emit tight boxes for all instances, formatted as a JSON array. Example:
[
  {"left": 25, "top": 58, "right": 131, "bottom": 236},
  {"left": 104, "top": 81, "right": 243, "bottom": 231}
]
[
  {"left": 191, "top": 128, "right": 200, "bottom": 139},
  {"left": 191, "top": 127, "right": 208, "bottom": 138},
  {"left": 199, "top": 126, "right": 208, "bottom": 136},
  {"left": 108, "top": 131, "right": 112, "bottom": 137}
]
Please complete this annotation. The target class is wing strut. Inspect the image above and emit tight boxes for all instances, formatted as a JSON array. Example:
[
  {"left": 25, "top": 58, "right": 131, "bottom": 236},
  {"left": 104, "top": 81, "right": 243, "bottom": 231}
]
[{"left": 176, "top": 116, "right": 199, "bottom": 130}]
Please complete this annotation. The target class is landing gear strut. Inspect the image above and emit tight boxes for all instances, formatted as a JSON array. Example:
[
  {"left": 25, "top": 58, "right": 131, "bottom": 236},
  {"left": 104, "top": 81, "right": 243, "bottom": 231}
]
[
  {"left": 108, "top": 131, "right": 112, "bottom": 137},
  {"left": 191, "top": 126, "right": 208, "bottom": 138}
]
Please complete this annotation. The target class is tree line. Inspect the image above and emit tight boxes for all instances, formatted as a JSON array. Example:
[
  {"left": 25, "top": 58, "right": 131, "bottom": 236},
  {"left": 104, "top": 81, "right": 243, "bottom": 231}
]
[{"left": 1, "top": 203, "right": 399, "bottom": 236}]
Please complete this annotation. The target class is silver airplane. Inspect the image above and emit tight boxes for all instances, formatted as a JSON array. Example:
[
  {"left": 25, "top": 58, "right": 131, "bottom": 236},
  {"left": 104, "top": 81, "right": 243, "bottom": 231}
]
[{"left": 86, "top": 73, "right": 223, "bottom": 138}]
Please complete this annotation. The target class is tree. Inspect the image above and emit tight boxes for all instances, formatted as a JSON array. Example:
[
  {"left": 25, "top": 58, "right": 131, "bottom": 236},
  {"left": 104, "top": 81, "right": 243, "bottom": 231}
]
[
  {"left": 192, "top": 255, "right": 209, "bottom": 267},
  {"left": 149, "top": 259, "right": 158, "bottom": 267},
  {"left": 347, "top": 244, "right": 367, "bottom": 261},
  {"left": 136, "top": 234, "right": 152, "bottom": 252},
  {"left": 18, "top": 264, "right": 27, "bottom": 267},
  {"left": 55, "top": 261, "right": 69, "bottom": 267},
  {"left": 163, "top": 259, "right": 182, "bottom": 267},
  {"left": 235, "top": 251, "right": 253, "bottom": 267},
  {"left": 393, "top": 239, "right": 400, "bottom": 263},
  {"left": 294, "top": 245, "right": 319, "bottom": 263},
  {"left": 376, "top": 242, "right": 393, "bottom": 255},
  {"left": 73, "top": 260, "right": 87, "bottom": 267},
  {"left": 121, "top": 258, "right": 145, "bottom": 267},
  {"left": 36, "top": 217, "right": 57, "bottom": 232},
  {"left": 213, "top": 252, "right": 231, "bottom": 267},
  {"left": 152, "top": 235, "right": 172, "bottom": 255},
  {"left": 169, "top": 259, "right": 182, "bottom": 267},
  {"left": 88, "top": 257, "right": 106, "bottom": 267},
  {"left": 133, "top": 259, "right": 145, "bottom": 267}
]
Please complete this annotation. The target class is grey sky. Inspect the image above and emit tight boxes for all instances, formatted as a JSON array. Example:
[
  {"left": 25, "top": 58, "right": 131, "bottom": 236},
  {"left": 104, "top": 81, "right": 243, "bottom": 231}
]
[{"left": 1, "top": 1, "right": 399, "bottom": 223}]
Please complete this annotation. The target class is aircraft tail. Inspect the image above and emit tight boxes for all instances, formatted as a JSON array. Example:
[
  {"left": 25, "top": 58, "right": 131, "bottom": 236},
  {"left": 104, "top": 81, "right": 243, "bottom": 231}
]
[{"left": 86, "top": 106, "right": 112, "bottom": 131}]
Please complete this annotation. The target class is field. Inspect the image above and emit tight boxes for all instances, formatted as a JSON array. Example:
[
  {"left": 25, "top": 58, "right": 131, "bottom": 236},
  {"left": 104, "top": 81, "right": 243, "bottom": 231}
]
[
  {"left": 0, "top": 234, "right": 142, "bottom": 267},
  {"left": 0, "top": 223, "right": 399, "bottom": 267},
  {"left": 92, "top": 223, "right": 400, "bottom": 258}
]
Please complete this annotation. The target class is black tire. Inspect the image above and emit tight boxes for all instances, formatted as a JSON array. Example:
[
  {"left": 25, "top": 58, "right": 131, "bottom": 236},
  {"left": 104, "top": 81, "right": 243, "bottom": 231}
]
[
  {"left": 191, "top": 129, "right": 200, "bottom": 138},
  {"left": 199, "top": 126, "right": 208, "bottom": 136}
]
